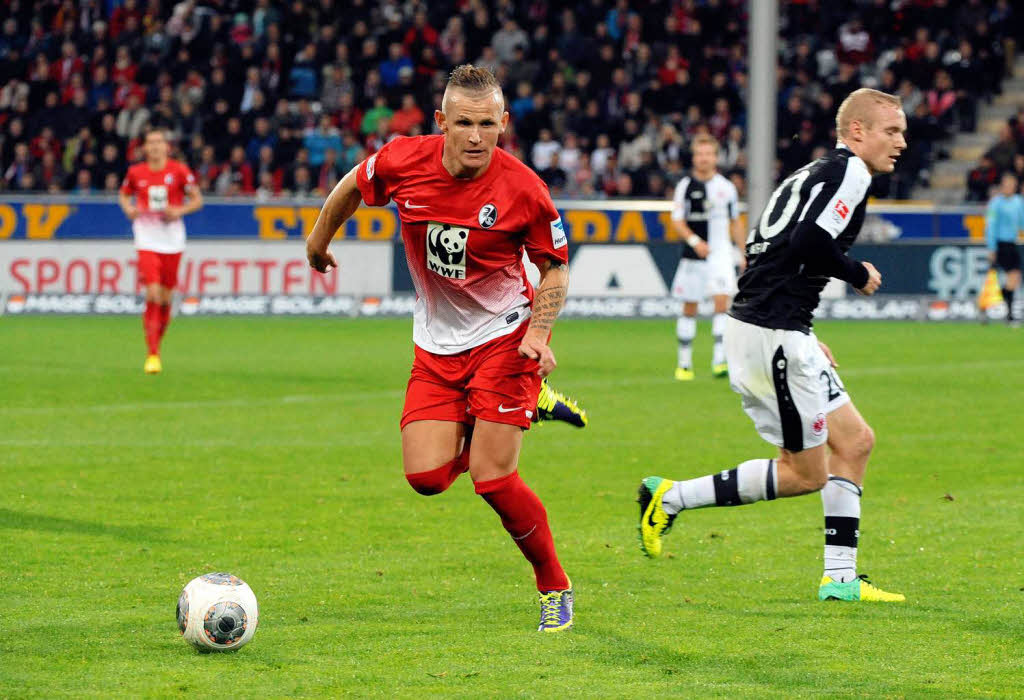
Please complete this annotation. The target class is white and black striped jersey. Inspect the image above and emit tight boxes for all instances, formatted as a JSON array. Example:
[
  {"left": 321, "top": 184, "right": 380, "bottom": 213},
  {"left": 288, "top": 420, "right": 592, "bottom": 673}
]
[
  {"left": 671, "top": 173, "right": 739, "bottom": 260},
  {"left": 730, "top": 146, "right": 873, "bottom": 333}
]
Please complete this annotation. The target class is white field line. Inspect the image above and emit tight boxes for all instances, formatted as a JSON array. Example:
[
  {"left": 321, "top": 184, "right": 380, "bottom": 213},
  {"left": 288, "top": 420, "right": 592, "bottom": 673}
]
[{"left": 2, "top": 359, "right": 1023, "bottom": 416}]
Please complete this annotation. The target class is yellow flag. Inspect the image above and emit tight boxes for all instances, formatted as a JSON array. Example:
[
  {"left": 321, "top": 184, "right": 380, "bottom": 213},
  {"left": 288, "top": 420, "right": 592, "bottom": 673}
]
[{"left": 978, "top": 268, "right": 1004, "bottom": 310}]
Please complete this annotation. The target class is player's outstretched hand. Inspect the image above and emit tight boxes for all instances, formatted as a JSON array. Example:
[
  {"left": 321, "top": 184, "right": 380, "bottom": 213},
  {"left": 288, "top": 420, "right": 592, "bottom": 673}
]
[
  {"left": 123, "top": 204, "right": 139, "bottom": 220},
  {"left": 306, "top": 245, "right": 337, "bottom": 273},
  {"left": 856, "top": 261, "right": 881, "bottom": 296},
  {"left": 693, "top": 240, "right": 710, "bottom": 258},
  {"left": 518, "top": 334, "right": 556, "bottom": 377},
  {"left": 818, "top": 341, "right": 838, "bottom": 368}
]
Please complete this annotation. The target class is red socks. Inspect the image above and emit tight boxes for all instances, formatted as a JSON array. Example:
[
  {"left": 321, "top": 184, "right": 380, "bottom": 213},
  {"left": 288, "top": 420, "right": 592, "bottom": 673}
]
[
  {"left": 474, "top": 470, "right": 569, "bottom": 592},
  {"left": 158, "top": 304, "right": 171, "bottom": 338},
  {"left": 405, "top": 450, "right": 469, "bottom": 496},
  {"left": 143, "top": 302, "right": 173, "bottom": 355},
  {"left": 143, "top": 301, "right": 161, "bottom": 355}
]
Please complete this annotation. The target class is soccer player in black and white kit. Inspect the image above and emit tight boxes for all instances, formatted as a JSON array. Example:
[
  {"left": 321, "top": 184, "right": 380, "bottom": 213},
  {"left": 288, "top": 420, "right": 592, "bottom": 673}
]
[
  {"left": 638, "top": 88, "right": 907, "bottom": 603},
  {"left": 669, "top": 134, "right": 745, "bottom": 380}
]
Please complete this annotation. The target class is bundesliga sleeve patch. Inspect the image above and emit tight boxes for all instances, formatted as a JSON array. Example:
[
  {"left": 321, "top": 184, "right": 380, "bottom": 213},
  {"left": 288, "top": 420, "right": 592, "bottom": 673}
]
[
  {"left": 365, "top": 154, "right": 377, "bottom": 180},
  {"left": 550, "top": 218, "right": 567, "bottom": 249}
]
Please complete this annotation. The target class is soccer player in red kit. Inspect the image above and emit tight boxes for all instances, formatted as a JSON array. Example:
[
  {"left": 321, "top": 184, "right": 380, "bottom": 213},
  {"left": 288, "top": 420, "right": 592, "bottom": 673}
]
[
  {"left": 306, "top": 65, "right": 574, "bottom": 632},
  {"left": 119, "top": 126, "right": 203, "bottom": 373}
]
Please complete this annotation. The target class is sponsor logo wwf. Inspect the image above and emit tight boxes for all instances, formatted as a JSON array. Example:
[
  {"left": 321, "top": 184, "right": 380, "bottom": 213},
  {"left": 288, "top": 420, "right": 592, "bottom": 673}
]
[{"left": 426, "top": 221, "right": 469, "bottom": 279}]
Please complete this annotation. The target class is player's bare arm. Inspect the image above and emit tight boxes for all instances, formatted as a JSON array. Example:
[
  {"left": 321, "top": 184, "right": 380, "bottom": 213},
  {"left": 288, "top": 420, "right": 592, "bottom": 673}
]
[
  {"left": 118, "top": 189, "right": 138, "bottom": 220},
  {"left": 164, "top": 185, "right": 203, "bottom": 221},
  {"left": 306, "top": 164, "right": 363, "bottom": 273},
  {"left": 672, "top": 218, "right": 708, "bottom": 258},
  {"left": 519, "top": 260, "right": 568, "bottom": 378},
  {"left": 730, "top": 213, "right": 747, "bottom": 271}
]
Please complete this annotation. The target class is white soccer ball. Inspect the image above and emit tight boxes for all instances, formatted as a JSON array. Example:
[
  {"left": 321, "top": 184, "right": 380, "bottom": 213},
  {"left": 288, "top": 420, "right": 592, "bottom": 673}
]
[{"left": 176, "top": 573, "right": 259, "bottom": 652}]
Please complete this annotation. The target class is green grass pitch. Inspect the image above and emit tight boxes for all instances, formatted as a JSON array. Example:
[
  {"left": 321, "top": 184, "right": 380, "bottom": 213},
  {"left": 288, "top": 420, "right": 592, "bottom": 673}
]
[{"left": 1, "top": 316, "right": 1022, "bottom": 697}]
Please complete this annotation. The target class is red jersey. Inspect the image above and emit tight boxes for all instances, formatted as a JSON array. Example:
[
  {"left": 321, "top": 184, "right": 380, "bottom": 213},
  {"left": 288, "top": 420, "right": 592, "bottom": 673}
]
[
  {"left": 120, "top": 159, "right": 197, "bottom": 253},
  {"left": 356, "top": 135, "right": 568, "bottom": 355}
]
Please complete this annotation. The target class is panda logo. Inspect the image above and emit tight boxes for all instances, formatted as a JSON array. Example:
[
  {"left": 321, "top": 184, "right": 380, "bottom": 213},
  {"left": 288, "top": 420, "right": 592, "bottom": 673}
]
[
  {"left": 478, "top": 203, "right": 498, "bottom": 229},
  {"left": 426, "top": 221, "right": 469, "bottom": 278}
]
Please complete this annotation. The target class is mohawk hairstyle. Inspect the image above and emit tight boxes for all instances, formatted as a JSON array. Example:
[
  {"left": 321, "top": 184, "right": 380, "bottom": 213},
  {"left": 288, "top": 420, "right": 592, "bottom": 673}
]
[
  {"left": 447, "top": 64, "right": 501, "bottom": 92},
  {"left": 443, "top": 64, "right": 505, "bottom": 112}
]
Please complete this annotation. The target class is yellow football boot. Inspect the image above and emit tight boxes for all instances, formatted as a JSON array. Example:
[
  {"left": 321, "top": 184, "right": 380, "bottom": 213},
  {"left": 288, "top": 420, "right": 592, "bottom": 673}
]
[
  {"left": 144, "top": 354, "right": 162, "bottom": 374},
  {"left": 818, "top": 575, "right": 905, "bottom": 602},
  {"left": 637, "top": 477, "right": 677, "bottom": 558}
]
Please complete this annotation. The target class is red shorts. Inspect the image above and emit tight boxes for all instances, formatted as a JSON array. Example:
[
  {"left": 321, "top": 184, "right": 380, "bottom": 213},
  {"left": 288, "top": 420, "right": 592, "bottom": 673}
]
[
  {"left": 401, "top": 322, "right": 543, "bottom": 430},
  {"left": 137, "top": 250, "right": 183, "bottom": 289}
]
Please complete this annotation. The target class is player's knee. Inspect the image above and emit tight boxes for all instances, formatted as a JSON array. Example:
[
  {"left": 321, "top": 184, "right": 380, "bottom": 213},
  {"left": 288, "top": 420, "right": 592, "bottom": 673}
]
[
  {"left": 839, "top": 423, "right": 875, "bottom": 462},
  {"left": 860, "top": 424, "right": 876, "bottom": 457},
  {"left": 404, "top": 454, "right": 466, "bottom": 496},
  {"left": 405, "top": 469, "right": 449, "bottom": 496}
]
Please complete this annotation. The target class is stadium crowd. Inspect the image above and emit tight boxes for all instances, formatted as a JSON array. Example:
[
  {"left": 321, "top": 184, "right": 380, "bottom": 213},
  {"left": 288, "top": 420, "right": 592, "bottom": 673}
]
[{"left": 0, "top": 0, "right": 1020, "bottom": 201}]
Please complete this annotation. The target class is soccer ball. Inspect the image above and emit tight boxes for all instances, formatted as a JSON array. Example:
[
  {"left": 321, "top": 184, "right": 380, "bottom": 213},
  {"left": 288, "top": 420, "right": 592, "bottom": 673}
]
[{"left": 176, "top": 572, "right": 259, "bottom": 652}]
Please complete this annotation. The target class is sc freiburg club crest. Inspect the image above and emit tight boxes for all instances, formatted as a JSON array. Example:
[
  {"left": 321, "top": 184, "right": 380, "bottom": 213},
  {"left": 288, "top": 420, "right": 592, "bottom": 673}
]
[{"left": 478, "top": 203, "right": 498, "bottom": 228}]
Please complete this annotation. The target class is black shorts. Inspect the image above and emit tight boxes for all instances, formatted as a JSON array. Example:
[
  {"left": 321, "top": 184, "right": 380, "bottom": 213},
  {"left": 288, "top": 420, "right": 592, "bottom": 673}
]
[{"left": 995, "top": 242, "right": 1021, "bottom": 272}]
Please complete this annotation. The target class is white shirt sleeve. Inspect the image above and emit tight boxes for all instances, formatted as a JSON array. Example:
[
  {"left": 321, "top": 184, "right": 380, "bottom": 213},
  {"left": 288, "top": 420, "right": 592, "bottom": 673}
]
[
  {"left": 671, "top": 177, "right": 690, "bottom": 221},
  {"left": 814, "top": 156, "right": 872, "bottom": 238}
]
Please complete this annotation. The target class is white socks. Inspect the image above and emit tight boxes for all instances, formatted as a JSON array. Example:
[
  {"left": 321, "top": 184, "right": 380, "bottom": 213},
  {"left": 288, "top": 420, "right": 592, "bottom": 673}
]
[
  {"left": 822, "top": 476, "right": 862, "bottom": 583},
  {"left": 712, "top": 313, "right": 727, "bottom": 366},
  {"left": 662, "top": 459, "right": 777, "bottom": 515},
  {"left": 676, "top": 314, "right": 729, "bottom": 368},
  {"left": 676, "top": 316, "right": 695, "bottom": 369}
]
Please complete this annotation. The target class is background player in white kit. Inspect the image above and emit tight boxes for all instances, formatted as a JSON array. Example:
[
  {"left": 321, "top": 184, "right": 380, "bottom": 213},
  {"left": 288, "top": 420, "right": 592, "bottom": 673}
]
[
  {"left": 669, "top": 134, "right": 745, "bottom": 380},
  {"left": 639, "top": 89, "right": 907, "bottom": 603}
]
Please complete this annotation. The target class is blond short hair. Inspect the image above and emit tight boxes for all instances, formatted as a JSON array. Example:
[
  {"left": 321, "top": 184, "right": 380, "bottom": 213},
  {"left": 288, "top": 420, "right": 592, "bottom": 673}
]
[
  {"left": 443, "top": 64, "right": 504, "bottom": 112},
  {"left": 836, "top": 88, "right": 902, "bottom": 138},
  {"left": 691, "top": 134, "right": 719, "bottom": 152}
]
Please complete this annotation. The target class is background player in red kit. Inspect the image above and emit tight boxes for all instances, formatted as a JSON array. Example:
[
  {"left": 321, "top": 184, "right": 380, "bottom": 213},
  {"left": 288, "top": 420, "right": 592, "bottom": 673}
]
[
  {"left": 306, "top": 65, "right": 575, "bottom": 632},
  {"left": 119, "top": 127, "right": 203, "bottom": 374}
]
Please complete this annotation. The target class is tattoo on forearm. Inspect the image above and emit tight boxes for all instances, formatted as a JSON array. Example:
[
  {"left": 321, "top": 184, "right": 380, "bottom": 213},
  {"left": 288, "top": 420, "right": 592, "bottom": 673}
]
[{"left": 530, "top": 282, "right": 567, "bottom": 333}]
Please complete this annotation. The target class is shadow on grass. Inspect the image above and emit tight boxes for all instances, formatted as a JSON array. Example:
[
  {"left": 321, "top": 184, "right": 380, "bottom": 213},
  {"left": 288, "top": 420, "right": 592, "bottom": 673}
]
[{"left": 0, "top": 508, "right": 167, "bottom": 543}]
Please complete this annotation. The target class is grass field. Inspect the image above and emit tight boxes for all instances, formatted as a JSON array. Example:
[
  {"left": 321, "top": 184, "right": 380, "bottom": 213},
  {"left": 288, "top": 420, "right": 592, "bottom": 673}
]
[{"left": 1, "top": 315, "right": 1022, "bottom": 698}]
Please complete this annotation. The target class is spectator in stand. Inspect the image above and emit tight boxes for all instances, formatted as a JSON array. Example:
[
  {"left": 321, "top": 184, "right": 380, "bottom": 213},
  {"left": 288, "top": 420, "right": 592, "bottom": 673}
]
[
  {"left": 389, "top": 94, "right": 425, "bottom": 136},
  {"left": 116, "top": 92, "right": 150, "bottom": 141},
  {"left": 338, "top": 130, "right": 365, "bottom": 174},
  {"left": 985, "top": 124, "right": 1018, "bottom": 173},
  {"left": 73, "top": 169, "right": 95, "bottom": 194},
  {"left": 314, "top": 147, "right": 341, "bottom": 196},
  {"left": 4, "top": 143, "right": 33, "bottom": 190},
  {"left": 531, "top": 128, "right": 560, "bottom": 171},
  {"left": 926, "top": 71, "right": 957, "bottom": 132},
  {"left": 290, "top": 165, "right": 313, "bottom": 198},
  {"left": 215, "top": 145, "right": 255, "bottom": 196},
  {"left": 967, "top": 156, "right": 1001, "bottom": 202},
  {"left": 246, "top": 117, "right": 278, "bottom": 168},
  {"left": 538, "top": 150, "right": 567, "bottom": 193},
  {"left": 361, "top": 95, "right": 393, "bottom": 137},
  {"left": 304, "top": 115, "right": 342, "bottom": 167},
  {"left": 379, "top": 42, "right": 413, "bottom": 88},
  {"left": 36, "top": 151, "right": 67, "bottom": 191}
]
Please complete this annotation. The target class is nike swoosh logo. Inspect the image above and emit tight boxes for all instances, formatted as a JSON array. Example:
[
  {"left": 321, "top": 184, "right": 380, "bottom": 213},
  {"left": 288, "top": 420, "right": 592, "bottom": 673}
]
[
  {"left": 497, "top": 405, "right": 522, "bottom": 413},
  {"left": 404, "top": 200, "right": 429, "bottom": 209}
]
